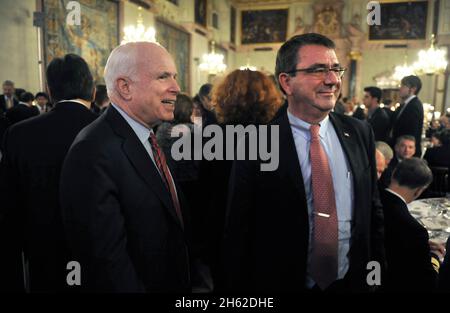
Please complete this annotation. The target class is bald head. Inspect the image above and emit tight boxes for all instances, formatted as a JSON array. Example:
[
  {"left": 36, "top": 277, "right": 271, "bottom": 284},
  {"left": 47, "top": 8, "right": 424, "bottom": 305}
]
[
  {"left": 104, "top": 41, "right": 180, "bottom": 128},
  {"left": 104, "top": 42, "right": 169, "bottom": 99}
]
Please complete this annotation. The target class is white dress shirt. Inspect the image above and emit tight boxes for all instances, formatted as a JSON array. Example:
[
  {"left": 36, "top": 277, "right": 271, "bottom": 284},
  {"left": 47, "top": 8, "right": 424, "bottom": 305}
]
[{"left": 287, "top": 110, "right": 354, "bottom": 288}]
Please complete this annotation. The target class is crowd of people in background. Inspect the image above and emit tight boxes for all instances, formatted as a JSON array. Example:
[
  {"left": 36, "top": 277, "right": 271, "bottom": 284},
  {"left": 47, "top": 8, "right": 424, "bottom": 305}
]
[{"left": 0, "top": 33, "right": 450, "bottom": 294}]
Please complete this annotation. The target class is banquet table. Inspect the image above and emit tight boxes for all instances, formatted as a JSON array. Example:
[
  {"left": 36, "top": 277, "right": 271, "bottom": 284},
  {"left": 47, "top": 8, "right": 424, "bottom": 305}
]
[{"left": 408, "top": 197, "right": 450, "bottom": 243}]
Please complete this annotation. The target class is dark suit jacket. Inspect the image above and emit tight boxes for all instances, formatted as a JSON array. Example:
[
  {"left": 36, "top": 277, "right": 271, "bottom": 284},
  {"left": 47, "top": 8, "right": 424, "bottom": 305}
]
[
  {"left": 0, "top": 95, "right": 19, "bottom": 114},
  {"left": 0, "top": 101, "right": 97, "bottom": 292},
  {"left": 352, "top": 107, "right": 367, "bottom": 120},
  {"left": 379, "top": 157, "right": 399, "bottom": 191},
  {"left": 5, "top": 103, "right": 39, "bottom": 125},
  {"left": 391, "top": 97, "right": 424, "bottom": 157},
  {"left": 223, "top": 111, "right": 385, "bottom": 292},
  {"left": 368, "top": 107, "right": 391, "bottom": 142},
  {"left": 383, "top": 107, "right": 394, "bottom": 121},
  {"left": 423, "top": 145, "right": 450, "bottom": 196},
  {"left": 0, "top": 115, "right": 9, "bottom": 150},
  {"left": 60, "top": 106, "right": 191, "bottom": 292},
  {"left": 380, "top": 190, "right": 438, "bottom": 291},
  {"left": 423, "top": 145, "right": 450, "bottom": 168}
]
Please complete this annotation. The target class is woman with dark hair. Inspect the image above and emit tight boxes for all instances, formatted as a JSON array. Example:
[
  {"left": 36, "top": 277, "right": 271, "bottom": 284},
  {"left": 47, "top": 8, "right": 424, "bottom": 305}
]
[
  {"left": 91, "top": 84, "right": 109, "bottom": 115},
  {"left": 193, "top": 83, "right": 216, "bottom": 127},
  {"left": 156, "top": 93, "right": 198, "bottom": 181},
  {"left": 157, "top": 94, "right": 202, "bottom": 290},
  {"left": 197, "top": 69, "right": 283, "bottom": 291},
  {"left": 424, "top": 129, "right": 450, "bottom": 168}
]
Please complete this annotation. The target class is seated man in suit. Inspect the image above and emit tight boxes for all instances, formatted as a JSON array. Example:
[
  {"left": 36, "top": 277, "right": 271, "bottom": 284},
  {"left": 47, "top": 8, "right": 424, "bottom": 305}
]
[
  {"left": 364, "top": 86, "right": 390, "bottom": 142},
  {"left": 424, "top": 129, "right": 450, "bottom": 168},
  {"left": 223, "top": 33, "right": 385, "bottom": 292},
  {"left": 375, "top": 141, "right": 393, "bottom": 169},
  {"left": 60, "top": 42, "right": 191, "bottom": 292},
  {"left": 381, "top": 157, "right": 445, "bottom": 291},
  {"left": 379, "top": 135, "right": 416, "bottom": 190}
]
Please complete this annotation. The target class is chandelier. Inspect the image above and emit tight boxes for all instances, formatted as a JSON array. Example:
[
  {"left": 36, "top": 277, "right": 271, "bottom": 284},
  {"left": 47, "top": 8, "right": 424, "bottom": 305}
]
[
  {"left": 239, "top": 57, "right": 257, "bottom": 71},
  {"left": 199, "top": 41, "right": 227, "bottom": 75},
  {"left": 412, "top": 34, "right": 448, "bottom": 75},
  {"left": 121, "top": 6, "right": 157, "bottom": 44},
  {"left": 392, "top": 55, "right": 414, "bottom": 82},
  {"left": 239, "top": 47, "right": 256, "bottom": 71},
  {"left": 374, "top": 73, "right": 399, "bottom": 89}
]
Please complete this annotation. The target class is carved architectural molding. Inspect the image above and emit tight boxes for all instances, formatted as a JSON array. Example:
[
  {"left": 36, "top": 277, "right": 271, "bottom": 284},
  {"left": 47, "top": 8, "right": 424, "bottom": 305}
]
[{"left": 312, "top": 0, "right": 343, "bottom": 38}]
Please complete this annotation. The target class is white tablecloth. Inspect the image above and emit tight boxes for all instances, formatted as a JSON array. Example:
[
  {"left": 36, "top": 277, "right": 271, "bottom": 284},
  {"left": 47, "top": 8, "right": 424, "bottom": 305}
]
[{"left": 408, "top": 197, "right": 450, "bottom": 243}]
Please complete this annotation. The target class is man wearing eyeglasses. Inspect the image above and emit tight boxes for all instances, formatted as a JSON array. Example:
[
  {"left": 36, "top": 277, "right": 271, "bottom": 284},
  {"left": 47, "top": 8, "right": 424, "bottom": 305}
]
[{"left": 223, "top": 33, "right": 385, "bottom": 292}]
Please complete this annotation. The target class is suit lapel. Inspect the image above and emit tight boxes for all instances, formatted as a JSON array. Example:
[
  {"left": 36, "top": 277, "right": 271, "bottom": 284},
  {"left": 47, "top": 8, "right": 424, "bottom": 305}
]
[
  {"left": 105, "top": 106, "right": 184, "bottom": 230},
  {"left": 329, "top": 113, "right": 368, "bottom": 234},
  {"left": 277, "top": 112, "right": 307, "bottom": 201},
  {"left": 329, "top": 113, "right": 363, "bottom": 177}
]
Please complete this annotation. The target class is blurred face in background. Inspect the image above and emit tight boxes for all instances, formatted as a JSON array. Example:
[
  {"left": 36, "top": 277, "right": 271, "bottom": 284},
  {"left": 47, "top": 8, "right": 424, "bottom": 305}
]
[
  {"left": 3, "top": 84, "right": 14, "bottom": 97},
  {"left": 395, "top": 139, "right": 416, "bottom": 160},
  {"left": 431, "top": 134, "right": 442, "bottom": 147},
  {"left": 363, "top": 92, "right": 378, "bottom": 111},
  {"left": 440, "top": 116, "right": 450, "bottom": 129},
  {"left": 399, "top": 84, "right": 415, "bottom": 101},
  {"left": 191, "top": 102, "right": 203, "bottom": 126},
  {"left": 201, "top": 94, "right": 212, "bottom": 111},
  {"left": 36, "top": 95, "right": 48, "bottom": 107}
]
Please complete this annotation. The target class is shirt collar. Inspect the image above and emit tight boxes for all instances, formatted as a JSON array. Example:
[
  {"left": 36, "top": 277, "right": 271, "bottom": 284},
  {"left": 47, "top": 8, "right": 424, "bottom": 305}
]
[
  {"left": 385, "top": 188, "right": 408, "bottom": 205},
  {"left": 287, "top": 109, "right": 330, "bottom": 140},
  {"left": 111, "top": 102, "right": 152, "bottom": 145},
  {"left": 404, "top": 94, "right": 416, "bottom": 105},
  {"left": 57, "top": 99, "right": 89, "bottom": 107}
]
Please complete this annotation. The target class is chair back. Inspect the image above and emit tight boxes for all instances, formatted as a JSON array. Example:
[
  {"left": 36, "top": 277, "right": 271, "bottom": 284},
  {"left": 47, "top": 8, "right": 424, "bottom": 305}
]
[{"left": 428, "top": 166, "right": 450, "bottom": 197}]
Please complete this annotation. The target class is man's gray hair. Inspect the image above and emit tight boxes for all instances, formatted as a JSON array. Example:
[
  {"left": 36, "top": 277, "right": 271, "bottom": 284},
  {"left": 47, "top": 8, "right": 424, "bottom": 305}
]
[
  {"left": 104, "top": 43, "right": 141, "bottom": 98},
  {"left": 375, "top": 141, "right": 393, "bottom": 162}
]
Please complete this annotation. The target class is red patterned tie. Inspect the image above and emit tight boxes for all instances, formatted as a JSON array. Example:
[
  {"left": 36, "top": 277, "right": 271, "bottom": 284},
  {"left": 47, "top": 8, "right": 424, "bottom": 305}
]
[
  {"left": 149, "top": 132, "right": 184, "bottom": 229},
  {"left": 309, "top": 124, "right": 338, "bottom": 290}
]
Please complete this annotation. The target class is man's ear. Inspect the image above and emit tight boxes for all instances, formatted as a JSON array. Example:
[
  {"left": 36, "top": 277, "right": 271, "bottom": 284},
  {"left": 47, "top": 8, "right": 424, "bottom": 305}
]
[
  {"left": 413, "top": 186, "right": 427, "bottom": 199},
  {"left": 278, "top": 73, "right": 292, "bottom": 96},
  {"left": 116, "top": 77, "right": 132, "bottom": 101}
]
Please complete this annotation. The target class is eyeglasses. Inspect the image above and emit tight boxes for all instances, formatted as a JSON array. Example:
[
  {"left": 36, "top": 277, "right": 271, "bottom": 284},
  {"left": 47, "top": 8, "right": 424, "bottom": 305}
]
[{"left": 285, "top": 66, "right": 347, "bottom": 79}]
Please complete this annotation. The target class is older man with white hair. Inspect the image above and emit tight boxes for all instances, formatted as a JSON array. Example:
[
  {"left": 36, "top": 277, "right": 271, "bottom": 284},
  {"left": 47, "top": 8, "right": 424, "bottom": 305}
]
[{"left": 60, "top": 42, "right": 190, "bottom": 292}]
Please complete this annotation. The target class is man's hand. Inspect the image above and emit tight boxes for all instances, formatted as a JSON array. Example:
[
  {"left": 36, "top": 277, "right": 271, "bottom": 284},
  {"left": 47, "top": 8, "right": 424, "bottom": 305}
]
[{"left": 429, "top": 240, "right": 446, "bottom": 261}]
